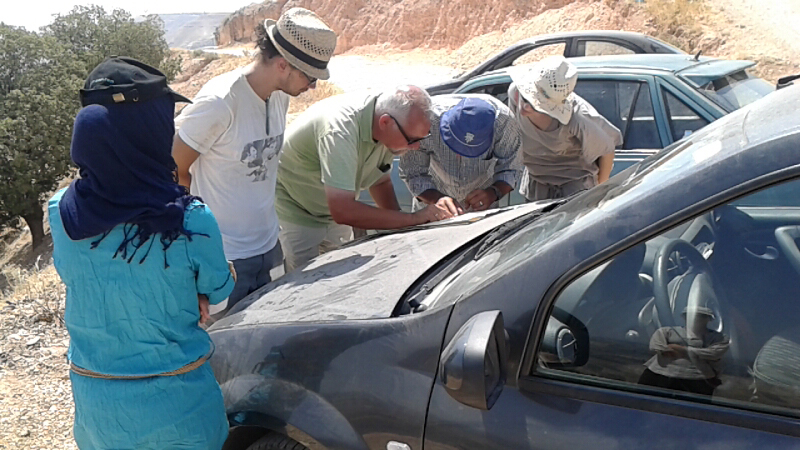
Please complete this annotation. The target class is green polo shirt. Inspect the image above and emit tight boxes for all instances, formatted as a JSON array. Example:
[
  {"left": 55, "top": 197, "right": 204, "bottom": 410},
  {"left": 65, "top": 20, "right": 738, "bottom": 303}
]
[{"left": 276, "top": 93, "right": 395, "bottom": 227}]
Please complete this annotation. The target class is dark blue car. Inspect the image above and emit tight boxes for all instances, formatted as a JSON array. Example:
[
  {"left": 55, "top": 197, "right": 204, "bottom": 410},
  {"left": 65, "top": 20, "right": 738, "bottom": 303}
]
[{"left": 210, "top": 84, "right": 800, "bottom": 449}]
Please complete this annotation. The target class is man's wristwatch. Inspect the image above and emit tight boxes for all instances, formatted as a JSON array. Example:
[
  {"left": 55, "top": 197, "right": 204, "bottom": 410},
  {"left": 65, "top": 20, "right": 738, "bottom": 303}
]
[{"left": 487, "top": 185, "right": 503, "bottom": 202}]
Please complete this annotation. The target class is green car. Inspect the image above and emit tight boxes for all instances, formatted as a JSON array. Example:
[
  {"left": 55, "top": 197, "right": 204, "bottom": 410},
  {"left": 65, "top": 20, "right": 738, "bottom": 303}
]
[{"left": 360, "top": 54, "right": 775, "bottom": 211}]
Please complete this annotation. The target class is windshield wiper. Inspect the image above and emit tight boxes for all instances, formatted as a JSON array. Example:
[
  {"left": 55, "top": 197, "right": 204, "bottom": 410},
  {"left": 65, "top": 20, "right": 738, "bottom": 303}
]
[
  {"left": 777, "top": 74, "right": 800, "bottom": 90},
  {"left": 473, "top": 199, "right": 567, "bottom": 260}
]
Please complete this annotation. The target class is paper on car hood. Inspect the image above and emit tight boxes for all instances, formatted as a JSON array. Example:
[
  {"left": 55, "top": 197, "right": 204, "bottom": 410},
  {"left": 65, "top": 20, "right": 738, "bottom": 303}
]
[{"left": 211, "top": 203, "right": 550, "bottom": 328}]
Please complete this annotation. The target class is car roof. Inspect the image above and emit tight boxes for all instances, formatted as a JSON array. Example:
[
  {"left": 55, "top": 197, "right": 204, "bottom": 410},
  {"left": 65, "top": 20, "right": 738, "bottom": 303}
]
[
  {"left": 568, "top": 54, "right": 755, "bottom": 75},
  {"left": 468, "top": 54, "right": 756, "bottom": 83},
  {"left": 515, "top": 30, "right": 684, "bottom": 53}
]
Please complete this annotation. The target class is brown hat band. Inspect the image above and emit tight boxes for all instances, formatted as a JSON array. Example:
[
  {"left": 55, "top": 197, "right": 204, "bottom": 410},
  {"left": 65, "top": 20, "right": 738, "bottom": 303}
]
[{"left": 271, "top": 27, "right": 329, "bottom": 70}]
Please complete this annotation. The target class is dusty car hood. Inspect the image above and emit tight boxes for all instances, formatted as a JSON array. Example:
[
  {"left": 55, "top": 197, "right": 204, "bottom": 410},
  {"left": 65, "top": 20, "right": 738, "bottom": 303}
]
[{"left": 212, "top": 203, "right": 551, "bottom": 329}]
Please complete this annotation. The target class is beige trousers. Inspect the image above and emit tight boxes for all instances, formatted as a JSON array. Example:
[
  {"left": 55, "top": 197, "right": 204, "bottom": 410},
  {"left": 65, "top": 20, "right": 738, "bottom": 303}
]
[{"left": 278, "top": 219, "right": 353, "bottom": 273}]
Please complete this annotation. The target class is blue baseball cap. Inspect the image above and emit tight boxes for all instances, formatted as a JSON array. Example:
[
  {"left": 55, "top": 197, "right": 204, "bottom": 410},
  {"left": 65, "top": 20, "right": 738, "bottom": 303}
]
[{"left": 439, "top": 97, "right": 495, "bottom": 158}]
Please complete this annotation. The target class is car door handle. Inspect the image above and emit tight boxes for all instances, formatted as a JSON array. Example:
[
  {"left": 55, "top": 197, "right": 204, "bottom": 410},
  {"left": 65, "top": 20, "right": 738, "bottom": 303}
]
[{"left": 744, "top": 245, "right": 779, "bottom": 260}]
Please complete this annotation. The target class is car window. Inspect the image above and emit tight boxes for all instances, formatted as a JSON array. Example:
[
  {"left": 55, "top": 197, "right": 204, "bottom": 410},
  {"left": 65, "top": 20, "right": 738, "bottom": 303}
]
[
  {"left": 512, "top": 43, "right": 566, "bottom": 66},
  {"left": 574, "top": 80, "right": 661, "bottom": 150},
  {"left": 534, "top": 178, "right": 800, "bottom": 419},
  {"left": 662, "top": 90, "right": 710, "bottom": 142},
  {"left": 731, "top": 179, "right": 800, "bottom": 207},
  {"left": 579, "top": 40, "right": 636, "bottom": 56},
  {"left": 694, "top": 69, "right": 774, "bottom": 113},
  {"left": 462, "top": 81, "right": 512, "bottom": 104}
]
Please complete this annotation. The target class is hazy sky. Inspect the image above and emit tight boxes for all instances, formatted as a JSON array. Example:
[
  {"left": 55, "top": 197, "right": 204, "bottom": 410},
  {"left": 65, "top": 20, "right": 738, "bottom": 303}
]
[{"left": 1, "top": 1, "right": 256, "bottom": 31}]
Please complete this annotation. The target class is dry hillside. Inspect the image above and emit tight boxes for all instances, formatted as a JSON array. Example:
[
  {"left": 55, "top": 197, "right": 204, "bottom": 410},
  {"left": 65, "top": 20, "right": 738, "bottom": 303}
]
[
  {"left": 218, "top": 0, "right": 581, "bottom": 53},
  {"left": 2, "top": 0, "right": 800, "bottom": 448},
  {"left": 215, "top": 0, "right": 799, "bottom": 82}
]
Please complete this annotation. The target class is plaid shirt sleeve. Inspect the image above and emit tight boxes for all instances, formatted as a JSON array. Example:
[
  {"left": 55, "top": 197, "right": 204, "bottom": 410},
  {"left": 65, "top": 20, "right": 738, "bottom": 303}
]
[
  {"left": 399, "top": 146, "right": 436, "bottom": 197},
  {"left": 490, "top": 106, "right": 523, "bottom": 188}
]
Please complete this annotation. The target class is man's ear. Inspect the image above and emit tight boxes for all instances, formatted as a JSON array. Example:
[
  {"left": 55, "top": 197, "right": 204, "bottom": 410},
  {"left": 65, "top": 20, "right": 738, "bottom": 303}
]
[{"left": 276, "top": 57, "right": 290, "bottom": 73}]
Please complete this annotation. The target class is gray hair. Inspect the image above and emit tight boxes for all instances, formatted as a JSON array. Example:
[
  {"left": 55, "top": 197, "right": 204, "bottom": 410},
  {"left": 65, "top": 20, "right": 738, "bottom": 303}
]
[{"left": 375, "top": 85, "right": 433, "bottom": 122}]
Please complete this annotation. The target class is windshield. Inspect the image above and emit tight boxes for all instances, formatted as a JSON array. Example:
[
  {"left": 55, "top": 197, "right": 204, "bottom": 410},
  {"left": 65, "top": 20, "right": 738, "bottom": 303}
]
[
  {"left": 427, "top": 134, "right": 700, "bottom": 308},
  {"left": 696, "top": 69, "right": 774, "bottom": 112}
]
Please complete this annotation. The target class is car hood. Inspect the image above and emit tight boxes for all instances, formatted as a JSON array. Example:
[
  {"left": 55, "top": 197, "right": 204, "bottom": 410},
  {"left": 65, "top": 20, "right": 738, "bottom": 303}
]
[{"left": 211, "top": 203, "right": 551, "bottom": 329}]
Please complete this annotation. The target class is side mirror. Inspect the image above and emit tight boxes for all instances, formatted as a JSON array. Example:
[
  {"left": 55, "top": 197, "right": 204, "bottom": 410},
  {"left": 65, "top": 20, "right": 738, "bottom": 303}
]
[{"left": 439, "top": 310, "right": 508, "bottom": 411}]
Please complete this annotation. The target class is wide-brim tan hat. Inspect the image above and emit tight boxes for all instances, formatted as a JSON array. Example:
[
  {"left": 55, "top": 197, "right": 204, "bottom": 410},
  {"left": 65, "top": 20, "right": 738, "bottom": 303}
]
[
  {"left": 265, "top": 8, "right": 337, "bottom": 81},
  {"left": 511, "top": 55, "right": 578, "bottom": 125}
]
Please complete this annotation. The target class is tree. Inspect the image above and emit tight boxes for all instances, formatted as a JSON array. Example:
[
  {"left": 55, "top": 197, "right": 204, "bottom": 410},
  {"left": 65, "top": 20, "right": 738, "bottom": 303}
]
[
  {"left": 43, "top": 5, "right": 182, "bottom": 81},
  {"left": 1, "top": 7, "right": 183, "bottom": 250},
  {"left": 0, "top": 25, "right": 83, "bottom": 249}
]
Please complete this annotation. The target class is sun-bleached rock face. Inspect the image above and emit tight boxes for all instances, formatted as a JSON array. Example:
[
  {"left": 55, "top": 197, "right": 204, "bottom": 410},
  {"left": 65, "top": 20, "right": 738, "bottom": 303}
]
[{"left": 215, "top": 0, "right": 575, "bottom": 53}]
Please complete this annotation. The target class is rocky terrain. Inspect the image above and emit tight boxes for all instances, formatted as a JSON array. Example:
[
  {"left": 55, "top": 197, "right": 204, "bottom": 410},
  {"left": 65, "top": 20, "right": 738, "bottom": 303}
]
[
  {"left": 215, "top": 0, "right": 800, "bottom": 82},
  {"left": 218, "top": 0, "right": 621, "bottom": 53}
]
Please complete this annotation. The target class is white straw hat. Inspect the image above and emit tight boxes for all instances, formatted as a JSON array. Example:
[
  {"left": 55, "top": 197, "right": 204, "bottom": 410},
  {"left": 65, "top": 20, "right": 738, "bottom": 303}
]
[
  {"left": 512, "top": 55, "right": 578, "bottom": 125},
  {"left": 264, "top": 8, "right": 337, "bottom": 80}
]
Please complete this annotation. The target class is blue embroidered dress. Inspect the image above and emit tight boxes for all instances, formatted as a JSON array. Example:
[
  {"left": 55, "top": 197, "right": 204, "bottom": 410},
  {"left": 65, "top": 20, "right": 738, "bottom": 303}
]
[{"left": 50, "top": 190, "right": 235, "bottom": 449}]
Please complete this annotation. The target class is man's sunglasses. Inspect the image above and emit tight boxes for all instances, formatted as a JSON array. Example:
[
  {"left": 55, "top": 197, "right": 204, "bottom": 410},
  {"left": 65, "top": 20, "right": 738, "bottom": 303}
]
[
  {"left": 387, "top": 114, "right": 430, "bottom": 145},
  {"left": 290, "top": 63, "right": 317, "bottom": 85}
]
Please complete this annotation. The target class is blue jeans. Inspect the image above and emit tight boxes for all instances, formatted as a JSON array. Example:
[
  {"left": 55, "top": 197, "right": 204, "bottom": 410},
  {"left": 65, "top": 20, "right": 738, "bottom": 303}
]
[{"left": 228, "top": 241, "right": 283, "bottom": 308}]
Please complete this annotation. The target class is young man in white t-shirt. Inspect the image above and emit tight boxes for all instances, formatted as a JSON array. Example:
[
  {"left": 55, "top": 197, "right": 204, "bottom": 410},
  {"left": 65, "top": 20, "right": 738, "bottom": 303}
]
[{"left": 172, "top": 8, "right": 337, "bottom": 309}]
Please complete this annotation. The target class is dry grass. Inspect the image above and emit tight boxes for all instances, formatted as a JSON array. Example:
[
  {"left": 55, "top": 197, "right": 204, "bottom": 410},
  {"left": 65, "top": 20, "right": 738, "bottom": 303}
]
[
  {"left": 1, "top": 264, "right": 65, "bottom": 325},
  {"left": 287, "top": 81, "right": 345, "bottom": 123},
  {"left": 642, "top": 0, "right": 710, "bottom": 53}
]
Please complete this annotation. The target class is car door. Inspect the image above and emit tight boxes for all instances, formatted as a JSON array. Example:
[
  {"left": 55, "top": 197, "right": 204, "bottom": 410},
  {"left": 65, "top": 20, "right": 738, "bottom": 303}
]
[
  {"left": 572, "top": 74, "right": 667, "bottom": 151},
  {"left": 423, "top": 176, "right": 800, "bottom": 449},
  {"left": 458, "top": 74, "right": 667, "bottom": 152},
  {"left": 653, "top": 78, "right": 723, "bottom": 143}
]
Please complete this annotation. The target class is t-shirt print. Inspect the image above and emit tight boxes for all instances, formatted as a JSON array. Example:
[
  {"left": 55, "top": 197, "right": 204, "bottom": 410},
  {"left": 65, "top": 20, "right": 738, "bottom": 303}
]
[{"left": 240, "top": 134, "right": 284, "bottom": 182}]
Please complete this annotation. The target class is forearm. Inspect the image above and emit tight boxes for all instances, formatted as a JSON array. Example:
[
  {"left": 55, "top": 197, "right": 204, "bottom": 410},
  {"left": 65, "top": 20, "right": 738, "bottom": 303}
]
[
  {"left": 332, "top": 200, "right": 425, "bottom": 230},
  {"left": 177, "top": 168, "right": 192, "bottom": 188},
  {"left": 597, "top": 153, "right": 614, "bottom": 183},
  {"left": 368, "top": 176, "right": 401, "bottom": 211},
  {"left": 688, "top": 341, "right": 730, "bottom": 361},
  {"left": 490, "top": 181, "right": 513, "bottom": 198}
]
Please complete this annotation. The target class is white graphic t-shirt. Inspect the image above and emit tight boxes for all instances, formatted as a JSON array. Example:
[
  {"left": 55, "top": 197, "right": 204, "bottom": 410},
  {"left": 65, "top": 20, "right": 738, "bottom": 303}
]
[{"left": 175, "top": 69, "right": 289, "bottom": 260}]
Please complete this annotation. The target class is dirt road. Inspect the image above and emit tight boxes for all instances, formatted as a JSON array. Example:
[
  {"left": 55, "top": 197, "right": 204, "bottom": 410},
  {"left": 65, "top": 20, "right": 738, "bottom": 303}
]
[
  {"left": 327, "top": 54, "right": 458, "bottom": 92},
  {"left": 713, "top": 0, "right": 800, "bottom": 61}
]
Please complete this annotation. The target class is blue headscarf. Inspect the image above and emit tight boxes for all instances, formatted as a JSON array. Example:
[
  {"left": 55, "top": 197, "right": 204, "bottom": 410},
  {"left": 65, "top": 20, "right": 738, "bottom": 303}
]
[{"left": 59, "top": 95, "right": 200, "bottom": 263}]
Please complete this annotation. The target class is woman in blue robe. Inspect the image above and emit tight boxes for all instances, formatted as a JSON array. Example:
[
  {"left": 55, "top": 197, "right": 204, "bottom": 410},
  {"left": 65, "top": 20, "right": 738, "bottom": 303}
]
[{"left": 49, "top": 57, "right": 235, "bottom": 449}]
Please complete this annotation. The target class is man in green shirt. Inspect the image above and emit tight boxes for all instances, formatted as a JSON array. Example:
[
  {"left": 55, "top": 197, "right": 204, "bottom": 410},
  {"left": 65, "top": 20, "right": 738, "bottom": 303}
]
[{"left": 276, "top": 85, "right": 461, "bottom": 271}]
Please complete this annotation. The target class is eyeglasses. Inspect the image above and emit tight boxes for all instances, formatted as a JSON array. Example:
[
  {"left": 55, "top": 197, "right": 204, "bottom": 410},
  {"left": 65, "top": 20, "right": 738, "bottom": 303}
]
[
  {"left": 387, "top": 114, "right": 430, "bottom": 145},
  {"left": 301, "top": 71, "right": 318, "bottom": 85},
  {"left": 290, "top": 63, "right": 317, "bottom": 86}
]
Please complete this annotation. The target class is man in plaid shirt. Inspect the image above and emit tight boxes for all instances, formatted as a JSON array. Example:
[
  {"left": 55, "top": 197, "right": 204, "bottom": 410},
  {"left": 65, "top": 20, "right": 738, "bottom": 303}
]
[{"left": 399, "top": 95, "right": 522, "bottom": 213}]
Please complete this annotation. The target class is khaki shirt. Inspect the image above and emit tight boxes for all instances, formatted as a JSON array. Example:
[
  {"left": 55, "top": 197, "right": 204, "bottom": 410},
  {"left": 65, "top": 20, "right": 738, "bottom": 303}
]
[
  {"left": 276, "top": 93, "right": 394, "bottom": 227},
  {"left": 508, "top": 83, "right": 622, "bottom": 187}
]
